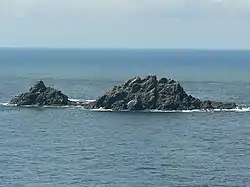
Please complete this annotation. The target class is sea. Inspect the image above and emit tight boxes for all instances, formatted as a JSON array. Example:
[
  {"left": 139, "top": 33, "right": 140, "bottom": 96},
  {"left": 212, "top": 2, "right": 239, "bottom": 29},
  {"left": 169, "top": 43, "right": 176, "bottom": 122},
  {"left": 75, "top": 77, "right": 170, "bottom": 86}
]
[{"left": 0, "top": 48, "right": 250, "bottom": 187}]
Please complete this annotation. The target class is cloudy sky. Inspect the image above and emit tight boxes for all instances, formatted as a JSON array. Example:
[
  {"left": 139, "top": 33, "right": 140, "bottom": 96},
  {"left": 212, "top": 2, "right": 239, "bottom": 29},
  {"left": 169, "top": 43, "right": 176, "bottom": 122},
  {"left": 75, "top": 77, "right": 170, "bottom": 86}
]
[{"left": 0, "top": 0, "right": 250, "bottom": 49}]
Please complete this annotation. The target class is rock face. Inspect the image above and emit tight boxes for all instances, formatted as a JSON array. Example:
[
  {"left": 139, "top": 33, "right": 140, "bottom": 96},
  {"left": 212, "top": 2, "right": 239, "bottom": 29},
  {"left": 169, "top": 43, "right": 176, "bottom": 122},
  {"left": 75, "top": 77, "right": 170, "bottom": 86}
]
[
  {"left": 93, "top": 75, "right": 237, "bottom": 111},
  {"left": 10, "top": 81, "right": 70, "bottom": 106}
]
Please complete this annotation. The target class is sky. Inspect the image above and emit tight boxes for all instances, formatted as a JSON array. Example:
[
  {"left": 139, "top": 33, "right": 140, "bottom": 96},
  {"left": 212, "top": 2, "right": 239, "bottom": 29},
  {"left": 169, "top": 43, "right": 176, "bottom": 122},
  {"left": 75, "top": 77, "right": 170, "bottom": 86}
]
[{"left": 0, "top": 0, "right": 250, "bottom": 49}]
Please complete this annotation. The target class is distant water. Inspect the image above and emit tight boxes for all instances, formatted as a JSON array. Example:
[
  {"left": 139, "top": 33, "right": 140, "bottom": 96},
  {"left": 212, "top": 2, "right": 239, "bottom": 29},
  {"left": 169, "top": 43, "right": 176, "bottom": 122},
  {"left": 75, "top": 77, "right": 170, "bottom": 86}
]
[{"left": 1, "top": 48, "right": 250, "bottom": 186}]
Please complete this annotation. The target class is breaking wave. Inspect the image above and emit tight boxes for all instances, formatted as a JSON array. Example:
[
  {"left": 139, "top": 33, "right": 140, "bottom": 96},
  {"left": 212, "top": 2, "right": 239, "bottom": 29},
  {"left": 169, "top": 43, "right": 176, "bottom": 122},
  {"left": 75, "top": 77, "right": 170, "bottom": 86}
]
[
  {"left": 147, "top": 107, "right": 250, "bottom": 113},
  {"left": 0, "top": 102, "right": 13, "bottom": 107},
  {"left": 69, "top": 98, "right": 96, "bottom": 103}
]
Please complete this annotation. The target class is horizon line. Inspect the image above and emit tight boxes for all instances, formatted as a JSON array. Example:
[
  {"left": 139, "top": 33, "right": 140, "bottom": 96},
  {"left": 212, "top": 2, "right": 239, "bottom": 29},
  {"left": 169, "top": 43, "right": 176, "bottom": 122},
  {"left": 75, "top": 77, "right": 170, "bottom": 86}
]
[{"left": 1, "top": 46, "right": 250, "bottom": 51}]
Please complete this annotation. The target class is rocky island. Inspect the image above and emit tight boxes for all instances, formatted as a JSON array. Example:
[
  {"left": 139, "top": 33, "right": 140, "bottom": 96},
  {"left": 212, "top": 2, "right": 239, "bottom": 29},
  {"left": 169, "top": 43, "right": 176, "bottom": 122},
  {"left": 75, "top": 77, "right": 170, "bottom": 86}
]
[
  {"left": 9, "top": 80, "right": 92, "bottom": 107},
  {"left": 10, "top": 76, "right": 237, "bottom": 111},
  {"left": 92, "top": 75, "right": 236, "bottom": 111}
]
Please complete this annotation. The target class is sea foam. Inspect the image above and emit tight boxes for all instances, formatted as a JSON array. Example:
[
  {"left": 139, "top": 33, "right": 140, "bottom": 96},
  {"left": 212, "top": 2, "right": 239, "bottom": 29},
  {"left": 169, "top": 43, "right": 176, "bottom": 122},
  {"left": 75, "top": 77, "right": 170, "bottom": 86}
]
[{"left": 1, "top": 100, "right": 250, "bottom": 113}]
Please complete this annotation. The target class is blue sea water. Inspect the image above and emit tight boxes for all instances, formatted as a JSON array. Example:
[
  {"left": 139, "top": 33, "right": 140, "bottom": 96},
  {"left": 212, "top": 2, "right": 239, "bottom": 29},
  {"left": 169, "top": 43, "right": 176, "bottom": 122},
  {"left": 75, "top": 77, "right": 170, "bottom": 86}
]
[{"left": 0, "top": 48, "right": 250, "bottom": 186}]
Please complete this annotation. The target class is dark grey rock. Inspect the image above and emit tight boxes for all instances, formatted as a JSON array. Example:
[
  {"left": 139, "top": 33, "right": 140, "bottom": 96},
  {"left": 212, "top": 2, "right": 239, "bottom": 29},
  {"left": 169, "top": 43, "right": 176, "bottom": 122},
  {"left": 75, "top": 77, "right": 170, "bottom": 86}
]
[
  {"left": 127, "top": 98, "right": 143, "bottom": 111},
  {"left": 158, "top": 77, "right": 168, "bottom": 84},
  {"left": 201, "top": 100, "right": 237, "bottom": 110},
  {"left": 10, "top": 81, "right": 70, "bottom": 106},
  {"left": 9, "top": 77, "right": 237, "bottom": 111},
  {"left": 29, "top": 80, "right": 46, "bottom": 93},
  {"left": 93, "top": 75, "right": 237, "bottom": 111}
]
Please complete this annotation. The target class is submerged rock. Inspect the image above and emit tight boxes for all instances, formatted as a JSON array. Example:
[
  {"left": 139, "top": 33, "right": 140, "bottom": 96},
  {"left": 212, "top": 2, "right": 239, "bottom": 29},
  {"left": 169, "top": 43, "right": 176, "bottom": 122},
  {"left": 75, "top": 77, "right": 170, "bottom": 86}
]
[
  {"left": 93, "top": 75, "right": 237, "bottom": 111},
  {"left": 10, "top": 81, "right": 70, "bottom": 106}
]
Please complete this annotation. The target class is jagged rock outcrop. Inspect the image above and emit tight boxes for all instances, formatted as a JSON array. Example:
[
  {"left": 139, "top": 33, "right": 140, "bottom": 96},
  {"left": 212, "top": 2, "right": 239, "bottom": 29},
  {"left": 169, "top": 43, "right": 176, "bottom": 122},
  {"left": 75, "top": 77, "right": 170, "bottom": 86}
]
[
  {"left": 10, "top": 81, "right": 97, "bottom": 108},
  {"left": 93, "top": 75, "right": 237, "bottom": 111},
  {"left": 10, "top": 81, "right": 70, "bottom": 106},
  {"left": 9, "top": 76, "right": 237, "bottom": 111}
]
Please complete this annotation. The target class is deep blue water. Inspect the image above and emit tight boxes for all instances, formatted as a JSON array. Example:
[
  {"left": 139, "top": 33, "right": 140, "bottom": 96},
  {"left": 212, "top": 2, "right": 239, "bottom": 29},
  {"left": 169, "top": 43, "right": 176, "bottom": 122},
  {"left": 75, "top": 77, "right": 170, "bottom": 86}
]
[
  {"left": 0, "top": 48, "right": 250, "bottom": 186},
  {"left": 1, "top": 48, "right": 250, "bottom": 81}
]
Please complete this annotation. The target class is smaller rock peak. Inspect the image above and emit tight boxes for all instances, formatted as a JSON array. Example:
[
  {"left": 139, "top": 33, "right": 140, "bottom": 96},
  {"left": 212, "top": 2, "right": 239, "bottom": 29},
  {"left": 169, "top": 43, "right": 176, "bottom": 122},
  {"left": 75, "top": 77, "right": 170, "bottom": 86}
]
[
  {"left": 124, "top": 76, "right": 142, "bottom": 87},
  {"left": 34, "top": 80, "right": 46, "bottom": 88},
  {"left": 143, "top": 75, "right": 157, "bottom": 81},
  {"left": 10, "top": 80, "right": 70, "bottom": 106},
  {"left": 130, "top": 76, "right": 142, "bottom": 84},
  {"left": 29, "top": 80, "right": 47, "bottom": 93},
  {"left": 168, "top": 79, "right": 176, "bottom": 84},
  {"left": 36, "top": 80, "right": 45, "bottom": 86},
  {"left": 158, "top": 77, "right": 168, "bottom": 84},
  {"left": 158, "top": 77, "right": 177, "bottom": 85},
  {"left": 151, "top": 75, "right": 157, "bottom": 81}
]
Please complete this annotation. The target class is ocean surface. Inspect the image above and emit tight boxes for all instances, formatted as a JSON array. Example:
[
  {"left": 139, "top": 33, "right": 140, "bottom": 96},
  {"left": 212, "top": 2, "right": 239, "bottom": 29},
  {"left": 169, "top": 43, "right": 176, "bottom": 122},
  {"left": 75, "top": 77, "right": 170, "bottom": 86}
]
[{"left": 0, "top": 48, "right": 250, "bottom": 187}]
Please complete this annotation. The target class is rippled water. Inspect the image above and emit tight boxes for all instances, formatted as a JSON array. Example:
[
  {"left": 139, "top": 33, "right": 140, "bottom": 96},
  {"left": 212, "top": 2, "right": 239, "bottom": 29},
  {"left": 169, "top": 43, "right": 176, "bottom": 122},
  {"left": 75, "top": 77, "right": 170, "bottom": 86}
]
[
  {"left": 1, "top": 49, "right": 250, "bottom": 186},
  {"left": 1, "top": 107, "right": 250, "bottom": 186}
]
